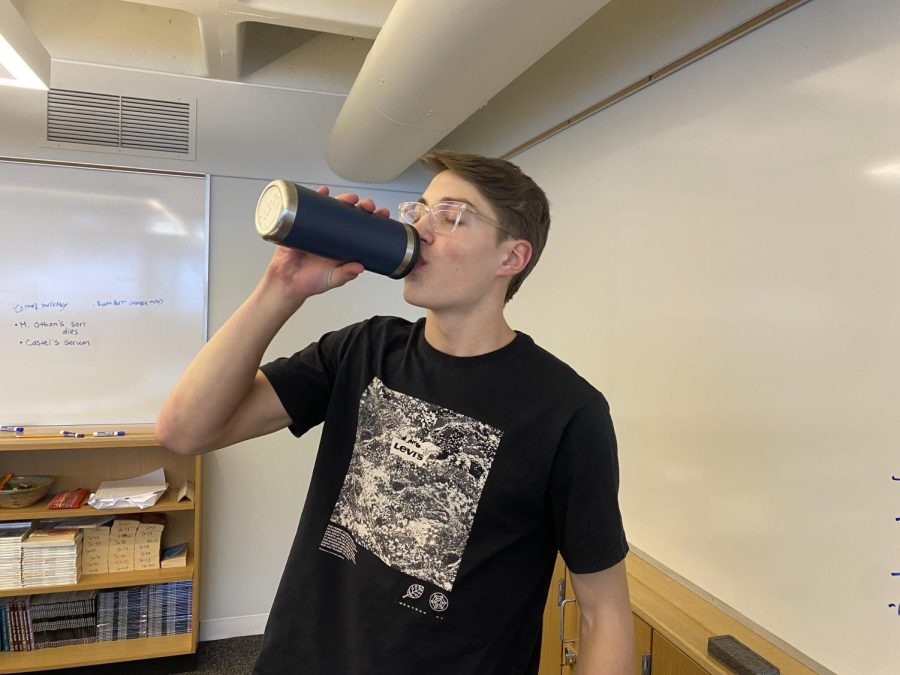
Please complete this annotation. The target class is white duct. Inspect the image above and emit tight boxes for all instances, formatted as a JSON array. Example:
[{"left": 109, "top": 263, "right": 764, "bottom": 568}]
[{"left": 325, "top": 0, "right": 611, "bottom": 183}]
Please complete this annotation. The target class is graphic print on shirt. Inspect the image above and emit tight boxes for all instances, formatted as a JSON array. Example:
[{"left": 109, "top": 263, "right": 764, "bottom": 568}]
[{"left": 321, "top": 377, "right": 502, "bottom": 592}]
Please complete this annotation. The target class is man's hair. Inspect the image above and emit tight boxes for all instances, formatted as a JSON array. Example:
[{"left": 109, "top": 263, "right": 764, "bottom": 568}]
[{"left": 419, "top": 150, "right": 550, "bottom": 303}]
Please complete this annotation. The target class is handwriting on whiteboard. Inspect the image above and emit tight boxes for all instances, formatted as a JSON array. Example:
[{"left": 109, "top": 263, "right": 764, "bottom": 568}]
[
  {"left": 9, "top": 298, "right": 167, "bottom": 349},
  {"left": 95, "top": 298, "right": 164, "bottom": 307},
  {"left": 892, "top": 474, "right": 899, "bottom": 616},
  {"left": 13, "top": 300, "right": 68, "bottom": 313}
]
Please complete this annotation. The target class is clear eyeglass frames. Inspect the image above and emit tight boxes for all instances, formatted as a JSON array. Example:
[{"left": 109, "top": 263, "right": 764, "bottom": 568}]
[{"left": 397, "top": 201, "right": 510, "bottom": 236}]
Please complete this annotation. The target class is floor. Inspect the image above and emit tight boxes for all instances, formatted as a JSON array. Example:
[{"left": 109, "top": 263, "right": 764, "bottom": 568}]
[
  {"left": 173, "top": 635, "right": 263, "bottom": 674},
  {"left": 54, "top": 635, "right": 264, "bottom": 675}
]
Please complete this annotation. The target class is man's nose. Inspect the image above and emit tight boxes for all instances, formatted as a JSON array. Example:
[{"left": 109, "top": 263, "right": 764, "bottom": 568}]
[{"left": 411, "top": 218, "right": 434, "bottom": 245}]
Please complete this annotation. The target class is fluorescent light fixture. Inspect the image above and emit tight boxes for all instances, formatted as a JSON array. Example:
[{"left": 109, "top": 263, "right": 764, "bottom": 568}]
[
  {"left": 869, "top": 162, "right": 900, "bottom": 179},
  {"left": 0, "top": 0, "right": 50, "bottom": 90}
]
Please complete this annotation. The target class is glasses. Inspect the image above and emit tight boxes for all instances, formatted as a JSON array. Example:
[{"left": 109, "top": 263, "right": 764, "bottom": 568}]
[{"left": 397, "top": 200, "right": 510, "bottom": 236}]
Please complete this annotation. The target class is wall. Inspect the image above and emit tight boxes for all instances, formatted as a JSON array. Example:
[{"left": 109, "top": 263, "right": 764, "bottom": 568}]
[
  {"left": 447, "top": 0, "right": 900, "bottom": 672},
  {"left": 443, "top": 0, "right": 781, "bottom": 158}
]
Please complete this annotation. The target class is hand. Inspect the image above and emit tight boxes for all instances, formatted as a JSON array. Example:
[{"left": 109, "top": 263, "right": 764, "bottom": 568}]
[{"left": 263, "top": 187, "right": 391, "bottom": 301}]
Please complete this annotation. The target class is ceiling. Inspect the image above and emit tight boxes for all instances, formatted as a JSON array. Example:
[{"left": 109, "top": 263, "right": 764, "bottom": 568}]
[
  {"left": 7, "top": 0, "right": 616, "bottom": 181},
  {"left": 11, "top": 0, "right": 397, "bottom": 93}
]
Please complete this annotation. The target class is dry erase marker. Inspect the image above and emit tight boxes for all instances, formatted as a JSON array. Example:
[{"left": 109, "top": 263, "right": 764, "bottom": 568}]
[
  {"left": 93, "top": 431, "right": 126, "bottom": 437},
  {"left": 59, "top": 430, "right": 85, "bottom": 438},
  {"left": 0, "top": 426, "right": 25, "bottom": 433}
]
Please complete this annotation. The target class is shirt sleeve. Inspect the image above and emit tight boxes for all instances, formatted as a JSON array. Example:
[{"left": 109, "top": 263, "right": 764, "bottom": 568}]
[
  {"left": 549, "top": 394, "right": 628, "bottom": 573},
  {"left": 260, "top": 320, "right": 367, "bottom": 438}
]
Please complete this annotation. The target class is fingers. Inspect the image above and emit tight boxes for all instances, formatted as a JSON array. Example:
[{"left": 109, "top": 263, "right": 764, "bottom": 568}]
[
  {"left": 347, "top": 198, "right": 390, "bottom": 217},
  {"left": 316, "top": 186, "right": 330, "bottom": 196},
  {"left": 356, "top": 198, "right": 376, "bottom": 213},
  {"left": 328, "top": 191, "right": 388, "bottom": 216},
  {"left": 334, "top": 192, "right": 359, "bottom": 206}
]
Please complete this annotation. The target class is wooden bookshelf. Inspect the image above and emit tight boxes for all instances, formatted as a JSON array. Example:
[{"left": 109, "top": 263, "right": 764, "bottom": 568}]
[
  {"left": 2, "top": 634, "right": 194, "bottom": 673},
  {"left": 0, "top": 493, "right": 194, "bottom": 522},
  {"left": 0, "top": 424, "right": 201, "bottom": 672},
  {"left": 0, "top": 559, "right": 194, "bottom": 598},
  {"left": 0, "top": 424, "right": 159, "bottom": 452}
]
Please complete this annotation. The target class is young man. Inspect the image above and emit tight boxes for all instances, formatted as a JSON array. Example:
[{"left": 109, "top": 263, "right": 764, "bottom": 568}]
[{"left": 156, "top": 151, "right": 634, "bottom": 674}]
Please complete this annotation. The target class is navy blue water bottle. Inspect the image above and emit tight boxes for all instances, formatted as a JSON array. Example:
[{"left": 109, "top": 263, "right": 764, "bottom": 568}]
[{"left": 254, "top": 180, "right": 420, "bottom": 279}]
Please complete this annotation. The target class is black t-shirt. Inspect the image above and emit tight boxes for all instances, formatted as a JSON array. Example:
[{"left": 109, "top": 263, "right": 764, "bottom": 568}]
[{"left": 253, "top": 316, "right": 627, "bottom": 675}]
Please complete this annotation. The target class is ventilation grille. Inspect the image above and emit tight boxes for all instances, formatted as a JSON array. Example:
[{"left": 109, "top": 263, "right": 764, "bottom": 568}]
[{"left": 47, "top": 89, "right": 193, "bottom": 157}]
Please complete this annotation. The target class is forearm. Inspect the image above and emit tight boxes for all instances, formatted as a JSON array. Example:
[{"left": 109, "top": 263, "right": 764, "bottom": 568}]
[
  {"left": 575, "top": 608, "right": 635, "bottom": 675},
  {"left": 156, "top": 275, "right": 306, "bottom": 453}
]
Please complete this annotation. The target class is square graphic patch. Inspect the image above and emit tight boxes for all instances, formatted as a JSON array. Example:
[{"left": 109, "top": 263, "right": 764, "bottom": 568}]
[{"left": 325, "top": 377, "right": 502, "bottom": 591}]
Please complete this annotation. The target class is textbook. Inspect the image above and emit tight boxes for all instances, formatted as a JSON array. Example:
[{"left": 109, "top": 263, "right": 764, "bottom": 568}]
[{"left": 160, "top": 543, "right": 187, "bottom": 568}]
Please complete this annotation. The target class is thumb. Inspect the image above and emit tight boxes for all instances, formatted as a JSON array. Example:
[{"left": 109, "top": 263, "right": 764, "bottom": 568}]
[{"left": 326, "top": 262, "right": 365, "bottom": 289}]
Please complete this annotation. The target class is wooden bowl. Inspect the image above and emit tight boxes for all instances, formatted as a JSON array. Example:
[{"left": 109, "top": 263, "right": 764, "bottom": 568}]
[{"left": 0, "top": 476, "right": 55, "bottom": 508}]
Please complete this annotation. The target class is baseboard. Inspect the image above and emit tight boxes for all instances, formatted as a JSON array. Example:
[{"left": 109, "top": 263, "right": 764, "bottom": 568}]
[{"left": 199, "top": 613, "right": 268, "bottom": 642}]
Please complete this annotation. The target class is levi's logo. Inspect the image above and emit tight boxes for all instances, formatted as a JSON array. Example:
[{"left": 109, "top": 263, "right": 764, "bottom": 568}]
[{"left": 390, "top": 434, "right": 438, "bottom": 466}]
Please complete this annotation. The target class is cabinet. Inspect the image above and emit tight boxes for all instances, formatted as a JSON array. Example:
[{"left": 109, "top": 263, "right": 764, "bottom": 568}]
[
  {"left": 0, "top": 425, "right": 201, "bottom": 673},
  {"left": 540, "top": 553, "right": 816, "bottom": 675},
  {"left": 540, "top": 555, "right": 580, "bottom": 674}
]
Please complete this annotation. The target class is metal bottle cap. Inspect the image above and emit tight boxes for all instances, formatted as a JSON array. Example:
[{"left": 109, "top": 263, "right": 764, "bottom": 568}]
[{"left": 255, "top": 179, "right": 298, "bottom": 242}]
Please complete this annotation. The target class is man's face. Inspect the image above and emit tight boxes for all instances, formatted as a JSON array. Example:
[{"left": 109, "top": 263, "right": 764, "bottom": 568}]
[{"left": 402, "top": 170, "right": 510, "bottom": 313}]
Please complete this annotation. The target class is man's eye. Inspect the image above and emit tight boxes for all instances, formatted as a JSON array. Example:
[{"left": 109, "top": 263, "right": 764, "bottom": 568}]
[{"left": 436, "top": 210, "right": 458, "bottom": 225}]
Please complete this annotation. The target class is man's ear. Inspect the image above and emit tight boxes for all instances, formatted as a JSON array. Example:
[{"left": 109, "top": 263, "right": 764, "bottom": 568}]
[{"left": 497, "top": 239, "right": 533, "bottom": 278}]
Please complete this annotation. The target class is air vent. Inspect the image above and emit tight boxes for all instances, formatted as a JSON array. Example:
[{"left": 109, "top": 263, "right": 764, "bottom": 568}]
[{"left": 46, "top": 89, "right": 194, "bottom": 159}]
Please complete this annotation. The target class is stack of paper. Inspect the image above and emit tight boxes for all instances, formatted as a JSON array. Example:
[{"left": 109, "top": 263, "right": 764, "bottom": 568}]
[
  {"left": 108, "top": 519, "right": 139, "bottom": 573},
  {"left": 0, "top": 522, "right": 31, "bottom": 589},
  {"left": 97, "top": 586, "right": 149, "bottom": 641},
  {"left": 135, "top": 521, "right": 164, "bottom": 570},
  {"left": 81, "top": 525, "right": 111, "bottom": 576},
  {"left": 31, "top": 590, "right": 98, "bottom": 648},
  {"left": 22, "top": 527, "right": 82, "bottom": 587},
  {"left": 87, "top": 469, "right": 168, "bottom": 510},
  {"left": 147, "top": 581, "right": 192, "bottom": 637}
]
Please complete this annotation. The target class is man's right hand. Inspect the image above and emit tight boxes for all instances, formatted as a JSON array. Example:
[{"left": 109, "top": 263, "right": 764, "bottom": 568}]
[
  {"left": 157, "top": 186, "right": 390, "bottom": 455},
  {"left": 262, "top": 186, "right": 390, "bottom": 300}
]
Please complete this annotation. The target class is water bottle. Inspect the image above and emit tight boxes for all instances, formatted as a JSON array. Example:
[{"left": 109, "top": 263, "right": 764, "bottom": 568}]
[{"left": 254, "top": 179, "right": 420, "bottom": 279}]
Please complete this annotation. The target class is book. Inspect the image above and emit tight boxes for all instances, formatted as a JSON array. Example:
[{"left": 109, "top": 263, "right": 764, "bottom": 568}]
[
  {"left": 160, "top": 543, "right": 187, "bottom": 568},
  {"left": 31, "top": 590, "right": 98, "bottom": 648},
  {"left": 47, "top": 488, "right": 91, "bottom": 509},
  {"left": 22, "top": 527, "right": 83, "bottom": 588},
  {"left": 0, "top": 522, "right": 31, "bottom": 590}
]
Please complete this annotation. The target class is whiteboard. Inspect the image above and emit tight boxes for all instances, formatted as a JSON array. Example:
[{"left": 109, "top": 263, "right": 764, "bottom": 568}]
[
  {"left": 506, "top": 0, "right": 900, "bottom": 673},
  {"left": 0, "top": 160, "right": 207, "bottom": 425}
]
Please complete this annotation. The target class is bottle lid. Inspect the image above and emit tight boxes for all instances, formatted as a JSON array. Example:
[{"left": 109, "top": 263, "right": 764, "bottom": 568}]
[{"left": 255, "top": 179, "right": 298, "bottom": 242}]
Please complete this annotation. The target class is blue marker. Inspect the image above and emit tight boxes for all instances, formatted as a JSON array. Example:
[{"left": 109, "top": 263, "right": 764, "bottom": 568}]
[
  {"left": 59, "top": 430, "right": 85, "bottom": 438},
  {"left": 92, "top": 431, "right": 126, "bottom": 437},
  {"left": 0, "top": 426, "right": 25, "bottom": 433}
]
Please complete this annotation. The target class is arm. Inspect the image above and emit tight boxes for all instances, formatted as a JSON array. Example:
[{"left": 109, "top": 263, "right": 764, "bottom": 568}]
[
  {"left": 570, "top": 560, "right": 635, "bottom": 675},
  {"left": 155, "top": 189, "right": 388, "bottom": 455}
]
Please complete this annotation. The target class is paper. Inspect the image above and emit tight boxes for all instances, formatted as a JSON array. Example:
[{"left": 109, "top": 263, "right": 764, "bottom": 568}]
[
  {"left": 108, "top": 519, "right": 139, "bottom": 572},
  {"left": 87, "top": 468, "right": 168, "bottom": 510},
  {"left": 134, "top": 522, "right": 164, "bottom": 570},
  {"left": 176, "top": 480, "right": 194, "bottom": 503},
  {"left": 82, "top": 526, "right": 110, "bottom": 576}
]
